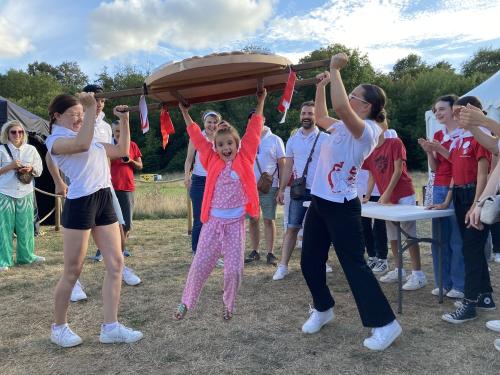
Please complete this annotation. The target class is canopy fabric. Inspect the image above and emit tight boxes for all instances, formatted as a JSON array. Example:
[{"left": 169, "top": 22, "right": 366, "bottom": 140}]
[{"left": 0, "top": 96, "right": 49, "bottom": 137}]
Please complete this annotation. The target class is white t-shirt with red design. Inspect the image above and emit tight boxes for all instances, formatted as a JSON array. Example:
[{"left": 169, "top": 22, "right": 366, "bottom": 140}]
[{"left": 311, "top": 120, "right": 381, "bottom": 203}]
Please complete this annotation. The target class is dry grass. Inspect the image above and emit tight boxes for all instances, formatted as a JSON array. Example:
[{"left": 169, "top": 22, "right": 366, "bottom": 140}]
[
  {"left": 133, "top": 179, "right": 187, "bottom": 219},
  {"left": 1, "top": 211, "right": 500, "bottom": 375}
]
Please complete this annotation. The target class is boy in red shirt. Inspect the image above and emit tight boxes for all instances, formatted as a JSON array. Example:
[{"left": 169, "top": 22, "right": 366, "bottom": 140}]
[{"left": 363, "top": 118, "right": 427, "bottom": 290}]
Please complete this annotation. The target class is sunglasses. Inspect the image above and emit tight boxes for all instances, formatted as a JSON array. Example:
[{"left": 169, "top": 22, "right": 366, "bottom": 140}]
[
  {"left": 10, "top": 130, "right": 25, "bottom": 135},
  {"left": 348, "top": 93, "right": 369, "bottom": 105}
]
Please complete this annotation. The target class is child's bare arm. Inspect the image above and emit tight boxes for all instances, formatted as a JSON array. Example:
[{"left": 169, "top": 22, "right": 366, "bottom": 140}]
[{"left": 378, "top": 159, "right": 403, "bottom": 204}]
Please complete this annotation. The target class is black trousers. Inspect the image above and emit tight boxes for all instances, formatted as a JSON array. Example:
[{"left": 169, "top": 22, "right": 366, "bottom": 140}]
[
  {"left": 362, "top": 195, "right": 388, "bottom": 259},
  {"left": 491, "top": 221, "right": 500, "bottom": 254},
  {"left": 452, "top": 186, "right": 492, "bottom": 300},
  {"left": 301, "top": 195, "right": 396, "bottom": 327}
]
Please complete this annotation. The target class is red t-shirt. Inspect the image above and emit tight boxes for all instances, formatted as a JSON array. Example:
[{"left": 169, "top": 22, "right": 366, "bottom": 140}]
[
  {"left": 362, "top": 138, "right": 415, "bottom": 204},
  {"left": 433, "top": 130, "right": 453, "bottom": 186},
  {"left": 111, "top": 141, "right": 142, "bottom": 192},
  {"left": 450, "top": 136, "right": 491, "bottom": 186}
]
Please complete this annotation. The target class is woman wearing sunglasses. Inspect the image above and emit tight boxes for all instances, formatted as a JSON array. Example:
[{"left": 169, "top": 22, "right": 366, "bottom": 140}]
[
  {"left": 299, "top": 53, "right": 400, "bottom": 351},
  {"left": 0, "top": 120, "right": 44, "bottom": 271}
]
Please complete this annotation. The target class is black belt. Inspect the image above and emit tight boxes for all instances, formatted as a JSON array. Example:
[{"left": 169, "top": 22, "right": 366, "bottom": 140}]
[{"left": 453, "top": 183, "right": 476, "bottom": 189}]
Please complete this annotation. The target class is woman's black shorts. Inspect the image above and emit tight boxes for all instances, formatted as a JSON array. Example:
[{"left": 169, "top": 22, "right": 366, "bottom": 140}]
[{"left": 62, "top": 188, "right": 118, "bottom": 230}]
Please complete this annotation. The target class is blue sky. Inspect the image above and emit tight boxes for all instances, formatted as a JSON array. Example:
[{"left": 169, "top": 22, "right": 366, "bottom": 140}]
[{"left": 1, "top": 0, "right": 499, "bottom": 81}]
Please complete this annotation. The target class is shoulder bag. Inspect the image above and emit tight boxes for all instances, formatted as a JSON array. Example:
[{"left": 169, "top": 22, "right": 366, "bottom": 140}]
[
  {"left": 290, "top": 132, "right": 321, "bottom": 200},
  {"left": 3, "top": 144, "right": 34, "bottom": 184}
]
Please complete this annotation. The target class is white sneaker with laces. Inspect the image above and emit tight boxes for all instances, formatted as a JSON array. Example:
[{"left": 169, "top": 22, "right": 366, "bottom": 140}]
[
  {"left": 301, "top": 306, "right": 334, "bottom": 334},
  {"left": 51, "top": 324, "right": 83, "bottom": 347},
  {"left": 379, "top": 268, "right": 405, "bottom": 283},
  {"left": 372, "top": 259, "right": 388, "bottom": 274},
  {"left": 446, "top": 289, "right": 464, "bottom": 299},
  {"left": 123, "top": 266, "right": 141, "bottom": 286},
  {"left": 367, "top": 257, "right": 378, "bottom": 269},
  {"left": 402, "top": 273, "right": 427, "bottom": 291},
  {"left": 363, "top": 320, "right": 402, "bottom": 351},
  {"left": 495, "top": 253, "right": 500, "bottom": 263},
  {"left": 431, "top": 287, "right": 449, "bottom": 296},
  {"left": 99, "top": 323, "right": 143, "bottom": 344},
  {"left": 486, "top": 320, "right": 500, "bottom": 333},
  {"left": 32, "top": 255, "right": 46, "bottom": 264},
  {"left": 325, "top": 263, "right": 333, "bottom": 273},
  {"left": 70, "top": 280, "right": 88, "bottom": 302},
  {"left": 272, "top": 264, "right": 289, "bottom": 280},
  {"left": 215, "top": 258, "right": 224, "bottom": 268}
]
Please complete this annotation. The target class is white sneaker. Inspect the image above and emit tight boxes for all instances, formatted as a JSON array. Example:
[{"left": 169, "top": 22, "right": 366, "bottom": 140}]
[
  {"left": 32, "top": 255, "right": 46, "bottom": 264},
  {"left": 296, "top": 240, "right": 302, "bottom": 249},
  {"left": 0, "top": 266, "right": 8, "bottom": 272},
  {"left": 446, "top": 289, "right": 464, "bottom": 299},
  {"left": 379, "top": 268, "right": 405, "bottom": 283},
  {"left": 123, "top": 266, "right": 141, "bottom": 286},
  {"left": 367, "top": 257, "right": 378, "bottom": 269},
  {"left": 486, "top": 320, "right": 500, "bottom": 333},
  {"left": 363, "top": 320, "right": 402, "bottom": 351},
  {"left": 402, "top": 273, "right": 427, "bottom": 291},
  {"left": 272, "top": 264, "right": 289, "bottom": 280},
  {"left": 215, "top": 258, "right": 224, "bottom": 268},
  {"left": 70, "top": 280, "right": 87, "bottom": 302},
  {"left": 51, "top": 324, "right": 83, "bottom": 347},
  {"left": 99, "top": 323, "right": 143, "bottom": 344},
  {"left": 372, "top": 259, "right": 388, "bottom": 274},
  {"left": 495, "top": 254, "right": 500, "bottom": 263},
  {"left": 325, "top": 263, "right": 333, "bottom": 273},
  {"left": 431, "top": 287, "right": 449, "bottom": 296},
  {"left": 301, "top": 306, "right": 334, "bottom": 334},
  {"left": 495, "top": 339, "right": 500, "bottom": 352}
]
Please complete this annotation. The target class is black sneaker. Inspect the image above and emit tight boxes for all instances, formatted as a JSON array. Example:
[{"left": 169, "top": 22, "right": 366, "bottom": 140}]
[
  {"left": 245, "top": 250, "right": 260, "bottom": 263},
  {"left": 454, "top": 293, "right": 496, "bottom": 311},
  {"left": 266, "top": 253, "right": 278, "bottom": 266},
  {"left": 442, "top": 299, "right": 477, "bottom": 324}
]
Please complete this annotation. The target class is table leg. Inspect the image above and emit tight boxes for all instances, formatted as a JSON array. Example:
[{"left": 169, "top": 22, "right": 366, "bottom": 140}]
[
  {"left": 437, "top": 218, "right": 443, "bottom": 303},
  {"left": 397, "top": 222, "right": 403, "bottom": 314}
]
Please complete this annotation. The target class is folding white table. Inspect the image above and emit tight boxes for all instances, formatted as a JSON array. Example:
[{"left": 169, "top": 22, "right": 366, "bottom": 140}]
[{"left": 304, "top": 201, "right": 455, "bottom": 313}]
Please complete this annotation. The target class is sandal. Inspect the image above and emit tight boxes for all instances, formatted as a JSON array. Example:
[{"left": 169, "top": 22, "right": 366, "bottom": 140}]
[
  {"left": 223, "top": 305, "right": 233, "bottom": 321},
  {"left": 174, "top": 303, "right": 188, "bottom": 320}
]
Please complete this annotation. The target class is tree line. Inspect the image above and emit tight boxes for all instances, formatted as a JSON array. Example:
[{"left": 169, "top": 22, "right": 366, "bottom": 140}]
[{"left": 1, "top": 44, "right": 499, "bottom": 171}]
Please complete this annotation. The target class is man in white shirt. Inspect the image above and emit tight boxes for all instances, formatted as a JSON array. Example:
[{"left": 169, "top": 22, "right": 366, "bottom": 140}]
[
  {"left": 273, "top": 101, "right": 328, "bottom": 280},
  {"left": 245, "top": 115, "right": 286, "bottom": 265}
]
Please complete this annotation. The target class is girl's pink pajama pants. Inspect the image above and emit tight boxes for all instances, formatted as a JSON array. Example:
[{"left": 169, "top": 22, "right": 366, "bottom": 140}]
[{"left": 182, "top": 215, "right": 245, "bottom": 313}]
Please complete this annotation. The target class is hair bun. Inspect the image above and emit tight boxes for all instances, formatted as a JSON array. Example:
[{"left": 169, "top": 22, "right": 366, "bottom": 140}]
[{"left": 375, "top": 108, "right": 386, "bottom": 123}]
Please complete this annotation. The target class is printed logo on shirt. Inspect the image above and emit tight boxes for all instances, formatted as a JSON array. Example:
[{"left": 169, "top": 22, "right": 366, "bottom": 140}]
[
  {"left": 374, "top": 155, "right": 389, "bottom": 174},
  {"left": 327, "top": 162, "right": 357, "bottom": 193},
  {"left": 230, "top": 171, "right": 240, "bottom": 180}
]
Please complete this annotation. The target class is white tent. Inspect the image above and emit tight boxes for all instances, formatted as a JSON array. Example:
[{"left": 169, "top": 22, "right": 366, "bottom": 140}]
[{"left": 425, "top": 69, "right": 500, "bottom": 139}]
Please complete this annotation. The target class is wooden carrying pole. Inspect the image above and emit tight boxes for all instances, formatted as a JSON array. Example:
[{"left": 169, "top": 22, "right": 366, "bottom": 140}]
[{"left": 94, "top": 58, "right": 330, "bottom": 105}]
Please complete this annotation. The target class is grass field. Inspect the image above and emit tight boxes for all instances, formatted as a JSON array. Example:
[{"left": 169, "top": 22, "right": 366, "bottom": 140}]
[{"left": 2, "top": 202, "right": 500, "bottom": 374}]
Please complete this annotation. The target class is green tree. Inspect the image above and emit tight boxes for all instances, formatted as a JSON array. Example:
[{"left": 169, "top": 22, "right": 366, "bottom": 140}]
[{"left": 462, "top": 48, "right": 500, "bottom": 77}]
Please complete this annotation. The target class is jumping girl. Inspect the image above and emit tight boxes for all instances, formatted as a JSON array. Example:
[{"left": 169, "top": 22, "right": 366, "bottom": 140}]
[{"left": 174, "top": 89, "right": 266, "bottom": 320}]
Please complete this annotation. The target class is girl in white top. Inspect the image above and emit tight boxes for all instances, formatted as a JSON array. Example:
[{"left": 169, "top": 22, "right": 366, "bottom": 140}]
[
  {"left": 299, "top": 53, "right": 400, "bottom": 351},
  {"left": 46, "top": 93, "right": 143, "bottom": 348},
  {"left": 0, "top": 120, "right": 44, "bottom": 271}
]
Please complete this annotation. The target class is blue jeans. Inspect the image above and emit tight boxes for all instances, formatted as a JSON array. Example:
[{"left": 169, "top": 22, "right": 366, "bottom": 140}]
[
  {"left": 190, "top": 174, "right": 206, "bottom": 254},
  {"left": 431, "top": 185, "right": 464, "bottom": 291}
]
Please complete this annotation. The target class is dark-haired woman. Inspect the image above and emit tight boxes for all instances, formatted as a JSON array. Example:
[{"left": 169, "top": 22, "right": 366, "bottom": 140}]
[
  {"left": 418, "top": 95, "right": 465, "bottom": 299},
  {"left": 442, "top": 96, "right": 494, "bottom": 324},
  {"left": 46, "top": 93, "right": 143, "bottom": 347},
  {"left": 300, "top": 54, "right": 400, "bottom": 351}
]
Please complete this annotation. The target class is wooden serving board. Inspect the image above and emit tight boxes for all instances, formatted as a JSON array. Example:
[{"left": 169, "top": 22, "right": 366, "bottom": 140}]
[{"left": 145, "top": 52, "right": 292, "bottom": 105}]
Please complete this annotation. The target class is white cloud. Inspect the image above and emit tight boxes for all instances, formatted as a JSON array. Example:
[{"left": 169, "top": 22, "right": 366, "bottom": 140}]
[
  {"left": 265, "top": 0, "right": 500, "bottom": 69},
  {"left": 88, "top": 0, "right": 276, "bottom": 59},
  {"left": 0, "top": 1, "right": 36, "bottom": 58}
]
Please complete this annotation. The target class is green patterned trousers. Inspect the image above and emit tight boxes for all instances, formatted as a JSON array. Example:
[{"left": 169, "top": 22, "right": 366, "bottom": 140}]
[{"left": 0, "top": 193, "right": 36, "bottom": 267}]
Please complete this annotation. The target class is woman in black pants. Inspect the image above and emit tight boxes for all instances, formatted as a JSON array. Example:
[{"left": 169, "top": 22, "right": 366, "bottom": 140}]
[{"left": 300, "top": 53, "right": 400, "bottom": 351}]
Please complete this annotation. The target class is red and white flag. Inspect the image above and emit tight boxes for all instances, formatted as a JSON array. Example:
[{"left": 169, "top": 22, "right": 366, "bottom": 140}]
[
  {"left": 160, "top": 105, "right": 175, "bottom": 149},
  {"left": 139, "top": 95, "right": 149, "bottom": 134},
  {"left": 277, "top": 70, "right": 297, "bottom": 123}
]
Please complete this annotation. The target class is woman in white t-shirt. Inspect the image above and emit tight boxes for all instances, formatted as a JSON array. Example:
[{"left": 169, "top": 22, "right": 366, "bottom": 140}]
[
  {"left": 299, "top": 53, "right": 400, "bottom": 351},
  {"left": 45, "top": 93, "right": 143, "bottom": 348}
]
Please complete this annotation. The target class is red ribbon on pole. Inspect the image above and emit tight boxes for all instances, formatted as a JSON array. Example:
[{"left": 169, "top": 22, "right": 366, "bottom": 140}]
[
  {"left": 160, "top": 105, "right": 175, "bottom": 149},
  {"left": 277, "top": 69, "right": 297, "bottom": 113}
]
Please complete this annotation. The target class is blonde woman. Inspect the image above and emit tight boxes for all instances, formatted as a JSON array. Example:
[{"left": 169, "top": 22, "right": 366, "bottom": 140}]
[{"left": 0, "top": 120, "right": 44, "bottom": 271}]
